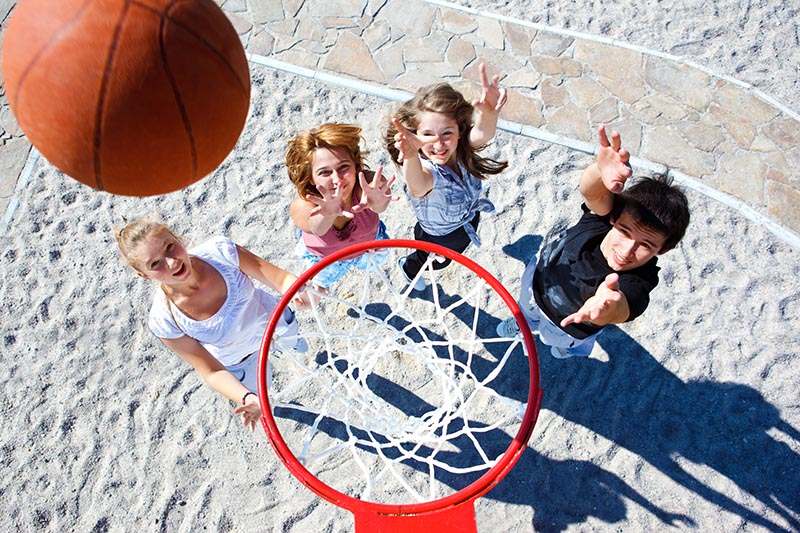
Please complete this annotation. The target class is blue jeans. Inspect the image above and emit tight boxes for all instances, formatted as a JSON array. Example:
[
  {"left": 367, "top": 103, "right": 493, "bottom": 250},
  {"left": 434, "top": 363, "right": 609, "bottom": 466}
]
[
  {"left": 518, "top": 257, "right": 598, "bottom": 357},
  {"left": 299, "top": 221, "right": 389, "bottom": 288}
]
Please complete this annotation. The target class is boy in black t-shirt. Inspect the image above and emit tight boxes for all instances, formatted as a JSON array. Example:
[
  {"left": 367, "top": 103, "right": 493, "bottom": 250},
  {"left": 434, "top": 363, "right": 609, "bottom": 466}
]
[{"left": 497, "top": 126, "right": 690, "bottom": 358}]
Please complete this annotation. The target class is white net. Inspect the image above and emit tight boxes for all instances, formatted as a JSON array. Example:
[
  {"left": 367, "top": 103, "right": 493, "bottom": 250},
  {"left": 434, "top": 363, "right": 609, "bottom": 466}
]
[{"left": 267, "top": 245, "right": 532, "bottom": 505}]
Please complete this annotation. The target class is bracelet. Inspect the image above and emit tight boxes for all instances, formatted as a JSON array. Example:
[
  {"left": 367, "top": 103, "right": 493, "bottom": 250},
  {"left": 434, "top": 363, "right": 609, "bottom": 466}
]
[{"left": 241, "top": 392, "right": 257, "bottom": 405}]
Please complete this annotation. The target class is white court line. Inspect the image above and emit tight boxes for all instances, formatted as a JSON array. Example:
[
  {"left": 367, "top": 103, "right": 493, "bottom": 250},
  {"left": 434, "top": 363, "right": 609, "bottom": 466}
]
[
  {"left": 1, "top": 147, "right": 39, "bottom": 236},
  {"left": 246, "top": 53, "right": 800, "bottom": 250},
  {"left": 423, "top": 0, "right": 800, "bottom": 122}
]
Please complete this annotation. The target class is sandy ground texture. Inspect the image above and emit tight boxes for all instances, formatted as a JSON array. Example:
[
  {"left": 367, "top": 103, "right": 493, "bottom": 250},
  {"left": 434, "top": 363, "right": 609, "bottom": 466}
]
[
  {"left": 457, "top": 0, "right": 800, "bottom": 108},
  {"left": 1, "top": 63, "right": 799, "bottom": 532}
]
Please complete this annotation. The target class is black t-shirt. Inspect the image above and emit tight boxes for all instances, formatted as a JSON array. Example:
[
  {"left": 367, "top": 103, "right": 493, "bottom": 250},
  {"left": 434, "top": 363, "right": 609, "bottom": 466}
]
[{"left": 533, "top": 204, "right": 660, "bottom": 339}]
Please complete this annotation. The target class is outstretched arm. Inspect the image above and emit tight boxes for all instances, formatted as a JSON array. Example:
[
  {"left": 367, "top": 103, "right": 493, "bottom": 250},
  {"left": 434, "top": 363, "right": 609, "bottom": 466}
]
[
  {"left": 161, "top": 336, "right": 262, "bottom": 430},
  {"left": 392, "top": 118, "right": 434, "bottom": 198},
  {"left": 469, "top": 63, "right": 507, "bottom": 148},
  {"left": 580, "top": 126, "right": 633, "bottom": 216},
  {"left": 560, "top": 273, "right": 630, "bottom": 328}
]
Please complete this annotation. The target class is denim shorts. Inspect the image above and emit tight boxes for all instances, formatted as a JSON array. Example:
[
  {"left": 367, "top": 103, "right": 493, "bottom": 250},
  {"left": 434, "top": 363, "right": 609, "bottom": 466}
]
[{"left": 299, "top": 221, "right": 389, "bottom": 288}]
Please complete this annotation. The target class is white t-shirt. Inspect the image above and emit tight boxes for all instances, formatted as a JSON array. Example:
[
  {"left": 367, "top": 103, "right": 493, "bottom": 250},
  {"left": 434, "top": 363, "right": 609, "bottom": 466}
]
[{"left": 148, "top": 237, "right": 288, "bottom": 367}]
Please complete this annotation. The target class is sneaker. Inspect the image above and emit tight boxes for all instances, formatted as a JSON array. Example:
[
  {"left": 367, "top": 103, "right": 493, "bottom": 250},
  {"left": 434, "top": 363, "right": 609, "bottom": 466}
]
[
  {"left": 550, "top": 346, "right": 588, "bottom": 359},
  {"left": 398, "top": 257, "right": 427, "bottom": 292},
  {"left": 496, "top": 318, "right": 520, "bottom": 338}
]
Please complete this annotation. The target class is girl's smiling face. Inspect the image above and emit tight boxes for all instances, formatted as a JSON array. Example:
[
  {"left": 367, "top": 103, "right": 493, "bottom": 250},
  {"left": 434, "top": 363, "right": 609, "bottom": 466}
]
[
  {"left": 311, "top": 147, "right": 357, "bottom": 201},
  {"left": 131, "top": 228, "right": 193, "bottom": 284},
  {"left": 415, "top": 111, "right": 460, "bottom": 167}
]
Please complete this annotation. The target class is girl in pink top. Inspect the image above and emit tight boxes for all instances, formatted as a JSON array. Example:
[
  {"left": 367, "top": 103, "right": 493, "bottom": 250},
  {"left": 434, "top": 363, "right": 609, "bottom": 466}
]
[{"left": 287, "top": 123, "right": 395, "bottom": 287}]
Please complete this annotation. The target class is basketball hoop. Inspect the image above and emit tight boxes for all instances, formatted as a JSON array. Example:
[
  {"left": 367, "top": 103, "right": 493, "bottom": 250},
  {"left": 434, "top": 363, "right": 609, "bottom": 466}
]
[{"left": 258, "top": 240, "right": 541, "bottom": 532}]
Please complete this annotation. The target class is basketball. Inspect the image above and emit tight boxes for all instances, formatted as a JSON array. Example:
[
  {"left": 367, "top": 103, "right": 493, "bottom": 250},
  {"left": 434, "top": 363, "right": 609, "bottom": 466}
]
[{"left": 1, "top": 0, "right": 250, "bottom": 196}]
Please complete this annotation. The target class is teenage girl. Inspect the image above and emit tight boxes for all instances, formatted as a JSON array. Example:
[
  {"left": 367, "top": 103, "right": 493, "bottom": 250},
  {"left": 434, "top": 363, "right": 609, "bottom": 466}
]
[
  {"left": 287, "top": 123, "right": 395, "bottom": 287},
  {"left": 116, "top": 220, "right": 307, "bottom": 430},
  {"left": 386, "top": 63, "right": 508, "bottom": 289}
]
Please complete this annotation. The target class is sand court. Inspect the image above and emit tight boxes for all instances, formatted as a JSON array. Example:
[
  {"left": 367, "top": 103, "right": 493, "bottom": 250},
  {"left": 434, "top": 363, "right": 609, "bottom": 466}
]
[{"left": 1, "top": 1, "right": 799, "bottom": 531}]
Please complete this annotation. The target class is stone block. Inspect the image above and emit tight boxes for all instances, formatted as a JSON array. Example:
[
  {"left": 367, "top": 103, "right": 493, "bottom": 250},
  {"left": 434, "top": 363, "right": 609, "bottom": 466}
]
[
  {"left": 540, "top": 78, "right": 567, "bottom": 107},
  {"left": 305, "top": 0, "right": 365, "bottom": 18},
  {"left": 363, "top": 20, "right": 391, "bottom": 51},
  {"left": 321, "top": 17, "right": 360, "bottom": 29},
  {"left": 708, "top": 103, "right": 755, "bottom": 149},
  {"left": 391, "top": 69, "right": 444, "bottom": 92},
  {"left": 500, "top": 90, "right": 544, "bottom": 127},
  {"left": 268, "top": 17, "right": 299, "bottom": 36},
  {"left": 223, "top": 0, "right": 248, "bottom": 13},
  {"left": 375, "top": 41, "right": 405, "bottom": 80},
  {"left": 565, "top": 77, "right": 608, "bottom": 108},
  {"left": 0, "top": 137, "right": 30, "bottom": 197},
  {"left": 717, "top": 151, "right": 766, "bottom": 204},
  {"left": 249, "top": 0, "right": 285, "bottom": 23},
  {"left": 503, "top": 22, "right": 536, "bottom": 57},
  {"left": 440, "top": 9, "right": 478, "bottom": 34},
  {"left": 323, "top": 31, "right": 385, "bottom": 82},
  {"left": 502, "top": 67, "right": 541, "bottom": 89},
  {"left": 677, "top": 122, "right": 724, "bottom": 152},
  {"left": 644, "top": 57, "right": 711, "bottom": 112},
  {"left": 750, "top": 133, "right": 778, "bottom": 153},
  {"left": 285, "top": 0, "right": 306, "bottom": 17},
  {"left": 464, "top": 48, "right": 524, "bottom": 81},
  {"left": 762, "top": 117, "right": 800, "bottom": 149},
  {"left": 531, "top": 56, "right": 581, "bottom": 77},
  {"left": 247, "top": 30, "right": 275, "bottom": 56},
  {"left": 295, "top": 18, "right": 326, "bottom": 41},
  {"left": 545, "top": 104, "right": 590, "bottom": 141},
  {"left": 273, "top": 34, "right": 301, "bottom": 53},
  {"left": 404, "top": 32, "right": 450, "bottom": 63},
  {"left": 476, "top": 17, "right": 504, "bottom": 50},
  {"left": 379, "top": 0, "right": 436, "bottom": 39},
  {"left": 713, "top": 82, "right": 779, "bottom": 125},
  {"left": 445, "top": 38, "right": 476, "bottom": 72},
  {"left": 589, "top": 97, "right": 619, "bottom": 125},
  {"left": 227, "top": 12, "right": 253, "bottom": 35},
  {"left": 630, "top": 94, "right": 689, "bottom": 125},
  {"left": 273, "top": 48, "right": 320, "bottom": 69},
  {"left": 766, "top": 180, "right": 800, "bottom": 233},
  {"left": 575, "top": 41, "right": 645, "bottom": 103},
  {"left": 642, "top": 126, "right": 715, "bottom": 177},
  {"left": 597, "top": 74, "right": 647, "bottom": 105},
  {"left": 530, "top": 32, "right": 573, "bottom": 57}
]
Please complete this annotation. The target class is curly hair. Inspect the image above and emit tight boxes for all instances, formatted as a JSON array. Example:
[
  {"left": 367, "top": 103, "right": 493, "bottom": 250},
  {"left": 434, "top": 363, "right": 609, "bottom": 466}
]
[
  {"left": 385, "top": 83, "right": 507, "bottom": 179},
  {"left": 286, "top": 123, "right": 366, "bottom": 198}
]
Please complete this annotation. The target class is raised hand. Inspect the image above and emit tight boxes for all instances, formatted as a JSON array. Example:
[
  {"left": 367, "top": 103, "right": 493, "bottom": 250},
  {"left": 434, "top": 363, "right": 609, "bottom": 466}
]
[
  {"left": 352, "top": 166, "right": 397, "bottom": 213},
  {"left": 392, "top": 118, "right": 430, "bottom": 163},
  {"left": 560, "top": 273, "right": 624, "bottom": 328},
  {"left": 596, "top": 125, "right": 632, "bottom": 194},
  {"left": 472, "top": 62, "right": 507, "bottom": 114},
  {"left": 306, "top": 183, "right": 354, "bottom": 219},
  {"left": 233, "top": 395, "right": 261, "bottom": 431}
]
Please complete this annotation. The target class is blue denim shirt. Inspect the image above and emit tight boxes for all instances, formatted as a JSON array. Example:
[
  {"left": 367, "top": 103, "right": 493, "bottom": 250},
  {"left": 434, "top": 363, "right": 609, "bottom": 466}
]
[{"left": 407, "top": 159, "right": 495, "bottom": 246}]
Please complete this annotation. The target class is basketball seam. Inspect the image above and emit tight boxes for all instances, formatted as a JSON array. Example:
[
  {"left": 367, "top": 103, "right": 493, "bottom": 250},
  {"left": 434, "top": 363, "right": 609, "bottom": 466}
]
[
  {"left": 93, "top": 1, "right": 133, "bottom": 191},
  {"left": 10, "top": 0, "right": 95, "bottom": 111},
  {"left": 157, "top": 3, "right": 198, "bottom": 180},
  {"left": 130, "top": 0, "right": 250, "bottom": 96}
]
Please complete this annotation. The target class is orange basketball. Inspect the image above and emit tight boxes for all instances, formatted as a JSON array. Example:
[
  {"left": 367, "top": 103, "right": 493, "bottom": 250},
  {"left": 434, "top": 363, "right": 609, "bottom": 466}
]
[{"left": 1, "top": 0, "right": 250, "bottom": 196}]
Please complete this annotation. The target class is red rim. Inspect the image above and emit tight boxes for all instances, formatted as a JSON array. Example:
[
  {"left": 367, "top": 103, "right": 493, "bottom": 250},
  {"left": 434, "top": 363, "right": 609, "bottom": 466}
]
[{"left": 257, "top": 239, "right": 542, "bottom": 515}]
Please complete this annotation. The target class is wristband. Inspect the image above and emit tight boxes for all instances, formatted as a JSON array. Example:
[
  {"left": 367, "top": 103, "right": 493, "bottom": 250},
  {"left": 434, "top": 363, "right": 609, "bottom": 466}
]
[{"left": 241, "top": 392, "right": 257, "bottom": 405}]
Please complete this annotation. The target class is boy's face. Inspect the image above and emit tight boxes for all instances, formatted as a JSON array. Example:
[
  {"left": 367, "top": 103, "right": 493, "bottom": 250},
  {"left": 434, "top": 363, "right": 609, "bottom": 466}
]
[{"left": 600, "top": 211, "right": 667, "bottom": 271}]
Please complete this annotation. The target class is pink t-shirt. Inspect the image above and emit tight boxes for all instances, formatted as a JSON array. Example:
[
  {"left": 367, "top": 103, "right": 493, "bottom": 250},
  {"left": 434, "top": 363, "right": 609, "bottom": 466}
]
[{"left": 302, "top": 207, "right": 380, "bottom": 257}]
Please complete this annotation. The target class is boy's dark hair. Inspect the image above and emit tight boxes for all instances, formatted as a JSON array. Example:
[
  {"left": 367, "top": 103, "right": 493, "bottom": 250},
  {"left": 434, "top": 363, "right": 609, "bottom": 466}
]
[{"left": 611, "top": 175, "right": 690, "bottom": 253}]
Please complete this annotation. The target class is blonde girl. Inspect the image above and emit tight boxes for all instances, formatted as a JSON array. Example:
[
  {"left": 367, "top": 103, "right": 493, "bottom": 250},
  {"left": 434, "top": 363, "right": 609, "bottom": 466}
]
[{"left": 116, "top": 220, "right": 307, "bottom": 430}]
